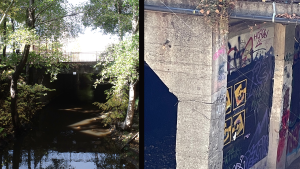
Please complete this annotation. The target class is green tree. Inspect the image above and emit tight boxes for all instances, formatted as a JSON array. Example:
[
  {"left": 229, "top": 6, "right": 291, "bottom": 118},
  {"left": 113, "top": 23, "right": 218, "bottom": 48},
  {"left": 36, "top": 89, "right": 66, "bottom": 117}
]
[
  {"left": 94, "top": 34, "right": 139, "bottom": 130},
  {"left": 81, "top": 0, "right": 133, "bottom": 40},
  {"left": 93, "top": 0, "right": 139, "bottom": 130},
  {"left": 0, "top": 0, "right": 81, "bottom": 134},
  {"left": 0, "top": 0, "right": 15, "bottom": 26}
]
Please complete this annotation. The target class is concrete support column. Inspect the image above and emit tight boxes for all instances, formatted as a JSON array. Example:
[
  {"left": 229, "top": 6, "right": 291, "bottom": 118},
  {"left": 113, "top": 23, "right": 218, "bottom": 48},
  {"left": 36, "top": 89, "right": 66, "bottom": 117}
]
[
  {"left": 267, "top": 24, "right": 294, "bottom": 169},
  {"left": 144, "top": 7, "right": 227, "bottom": 169}
]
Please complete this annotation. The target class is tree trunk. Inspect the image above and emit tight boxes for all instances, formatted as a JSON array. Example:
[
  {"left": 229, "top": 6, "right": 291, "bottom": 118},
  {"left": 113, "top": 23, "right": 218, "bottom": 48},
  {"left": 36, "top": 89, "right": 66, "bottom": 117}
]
[
  {"left": 119, "top": 4, "right": 139, "bottom": 130},
  {"left": 26, "top": 64, "right": 30, "bottom": 84},
  {"left": 121, "top": 81, "right": 136, "bottom": 130},
  {"left": 0, "top": 0, "right": 15, "bottom": 25},
  {"left": 11, "top": 18, "right": 16, "bottom": 54},
  {"left": 2, "top": 17, "right": 7, "bottom": 58},
  {"left": 10, "top": 75, "right": 20, "bottom": 133},
  {"left": 10, "top": 0, "right": 35, "bottom": 134},
  {"left": 117, "top": 0, "right": 123, "bottom": 41},
  {"left": 10, "top": 45, "right": 31, "bottom": 134},
  {"left": 132, "top": 2, "right": 139, "bottom": 35}
]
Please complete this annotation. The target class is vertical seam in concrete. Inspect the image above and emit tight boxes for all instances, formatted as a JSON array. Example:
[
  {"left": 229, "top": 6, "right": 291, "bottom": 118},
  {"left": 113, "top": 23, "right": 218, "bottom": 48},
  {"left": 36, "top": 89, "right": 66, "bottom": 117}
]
[{"left": 267, "top": 23, "right": 287, "bottom": 169}]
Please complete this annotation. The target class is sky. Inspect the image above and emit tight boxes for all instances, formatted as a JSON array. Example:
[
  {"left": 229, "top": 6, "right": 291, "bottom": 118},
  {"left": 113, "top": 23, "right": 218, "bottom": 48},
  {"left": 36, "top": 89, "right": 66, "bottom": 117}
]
[{"left": 63, "top": 0, "right": 120, "bottom": 53}]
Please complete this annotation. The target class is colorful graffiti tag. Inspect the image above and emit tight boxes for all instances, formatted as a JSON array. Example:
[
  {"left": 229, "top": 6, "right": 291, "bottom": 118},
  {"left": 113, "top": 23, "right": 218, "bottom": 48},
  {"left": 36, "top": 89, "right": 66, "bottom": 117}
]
[
  {"left": 223, "top": 26, "right": 274, "bottom": 168},
  {"left": 223, "top": 54, "right": 274, "bottom": 169},
  {"left": 277, "top": 88, "right": 290, "bottom": 162},
  {"left": 285, "top": 25, "right": 300, "bottom": 167},
  {"left": 227, "top": 27, "right": 274, "bottom": 74}
]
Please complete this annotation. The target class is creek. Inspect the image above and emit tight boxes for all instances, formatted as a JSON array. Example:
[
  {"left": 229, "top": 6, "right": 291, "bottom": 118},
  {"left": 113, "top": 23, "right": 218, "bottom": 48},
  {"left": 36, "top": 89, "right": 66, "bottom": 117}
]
[{"left": 0, "top": 73, "right": 136, "bottom": 169}]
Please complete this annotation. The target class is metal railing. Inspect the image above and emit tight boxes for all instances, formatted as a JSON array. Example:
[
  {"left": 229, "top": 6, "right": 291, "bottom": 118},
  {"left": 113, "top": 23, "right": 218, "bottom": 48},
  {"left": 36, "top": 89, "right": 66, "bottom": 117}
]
[
  {"left": 61, "top": 52, "right": 114, "bottom": 62},
  {"left": 62, "top": 52, "right": 100, "bottom": 62},
  {"left": 236, "top": 0, "right": 300, "bottom": 3},
  {"left": 1, "top": 51, "right": 114, "bottom": 63}
]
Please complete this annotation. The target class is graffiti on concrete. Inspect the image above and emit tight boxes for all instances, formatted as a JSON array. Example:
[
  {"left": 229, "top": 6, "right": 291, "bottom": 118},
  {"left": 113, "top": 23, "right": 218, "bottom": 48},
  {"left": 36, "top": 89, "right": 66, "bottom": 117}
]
[
  {"left": 232, "top": 109, "right": 270, "bottom": 169},
  {"left": 254, "top": 28, "right": 269, "bottom": 48},
  {"left": 223, "top": 51, "right": 274, "bottom": 169},
  {"left": 232, "top": 155, "right": 246, "bottom": 169},
  {"left": 285, "top": 53, "right": 293, "bottom": 62},
  {"left": 215, "top": 90, "right": 226, "bottom": 116},
  {"left": 287, "top": 122, "right": 300, "bottom": 155},
  {"left": 233, "top": 80, "right": 247, "bottom": 110},
  {"left": 214, "top": 45, "right": 227, "bottom": 60},
  {"left": 223, "top": 146, "right": 242, "bottom": 166},
  {"left": 277, "top": 88, "right": 290, "bottom": 162},
  {"left": 227, "top": 27, "right": 274, "bottom": 74},
  {"left": 218, "top": 62, "right": 226, "bottom": 81},
  {"left": 226, "top": 86, "right": 232, "bottom": 115},
  {"left": 285, "top": 25, "right": 300, "bottom": 167}
]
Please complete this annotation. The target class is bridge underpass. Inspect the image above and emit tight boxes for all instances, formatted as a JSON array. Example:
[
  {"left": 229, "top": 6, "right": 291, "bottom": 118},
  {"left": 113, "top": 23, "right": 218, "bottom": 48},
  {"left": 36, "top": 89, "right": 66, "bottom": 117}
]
[{"left": 0, "top": 53, "right": 137, "bottom": 169}]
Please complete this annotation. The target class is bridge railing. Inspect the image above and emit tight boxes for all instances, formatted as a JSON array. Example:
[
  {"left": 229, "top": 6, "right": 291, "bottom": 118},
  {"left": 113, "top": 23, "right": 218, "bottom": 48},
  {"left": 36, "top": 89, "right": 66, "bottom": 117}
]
[
  {"left": 62, "top": 52, "right": 99, "bottom": 62},
  {"left": 0, "top": 52, "right": 113, "bottom": 63},
  {"left": 62, "top": 52, "right": 114, "bottom": 62}
]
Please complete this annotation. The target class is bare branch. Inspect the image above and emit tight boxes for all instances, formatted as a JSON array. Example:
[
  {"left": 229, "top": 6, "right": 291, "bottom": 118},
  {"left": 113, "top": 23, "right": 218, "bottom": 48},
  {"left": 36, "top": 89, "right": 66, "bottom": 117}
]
[
  {"left": 0, "top": 0, "right": 15, "bottom": 25},
  {"left": 36, "top": 12, "right": 83, "bottom": 25},
  {"left": 35, "top": 0, "right": 57, "bottom": 20}
]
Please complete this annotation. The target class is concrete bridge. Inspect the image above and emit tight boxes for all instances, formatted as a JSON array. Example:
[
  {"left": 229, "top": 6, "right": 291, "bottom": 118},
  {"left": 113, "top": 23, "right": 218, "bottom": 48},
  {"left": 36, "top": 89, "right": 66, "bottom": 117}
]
[{"left": 145, "top": 0, "right": 300, "bottom": 168}]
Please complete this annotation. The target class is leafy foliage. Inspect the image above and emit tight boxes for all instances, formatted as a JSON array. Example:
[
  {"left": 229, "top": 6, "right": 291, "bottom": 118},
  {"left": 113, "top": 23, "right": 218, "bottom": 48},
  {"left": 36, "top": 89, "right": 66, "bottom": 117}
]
[
  {"left": 94, "top": 34, "right": 139, "bottom": 95},
  {"left": 0, "top": 0, "right": 81, "bottom": 135},
  {"left": 0, "top": 81, "right": 54, "bottom": 137},
  {"left": 93, "top": 25, "right": 138, "bottom": 128},
  {"left": 81, "top": 0, "right": 133, "bottom": 39},
  {"left": 93, "top": 93, "right": 128, "bottom": 126}
]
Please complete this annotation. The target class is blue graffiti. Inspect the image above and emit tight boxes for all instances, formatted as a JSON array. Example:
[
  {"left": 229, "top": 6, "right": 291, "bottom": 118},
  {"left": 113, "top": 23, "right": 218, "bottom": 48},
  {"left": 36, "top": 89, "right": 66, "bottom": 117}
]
[{"left": 232, "top": 108, "right": 270, "bottom": 169}]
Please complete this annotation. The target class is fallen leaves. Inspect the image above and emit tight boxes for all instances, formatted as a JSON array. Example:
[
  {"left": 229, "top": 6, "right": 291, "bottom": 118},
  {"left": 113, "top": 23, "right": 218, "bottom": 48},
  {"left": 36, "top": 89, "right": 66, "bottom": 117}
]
[{"left": 276, "top": 13, "right": 300, "bottom": 19}]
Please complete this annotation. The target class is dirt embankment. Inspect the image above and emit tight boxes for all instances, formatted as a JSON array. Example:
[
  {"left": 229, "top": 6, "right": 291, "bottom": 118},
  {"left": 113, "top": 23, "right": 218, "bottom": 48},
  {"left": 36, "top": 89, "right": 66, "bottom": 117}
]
[{"left": 110, "top": 124, "right": 139, "bottom": 169}]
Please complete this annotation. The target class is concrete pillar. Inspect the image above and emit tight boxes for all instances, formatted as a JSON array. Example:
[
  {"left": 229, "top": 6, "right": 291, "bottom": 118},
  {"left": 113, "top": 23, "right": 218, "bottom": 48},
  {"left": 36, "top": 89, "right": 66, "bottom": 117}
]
[
  {"left": 267, "top": 24, "right": 294, "bottom": 169},
  {"left": 144, "top": 6, "right": 227, "bottom": 169}
]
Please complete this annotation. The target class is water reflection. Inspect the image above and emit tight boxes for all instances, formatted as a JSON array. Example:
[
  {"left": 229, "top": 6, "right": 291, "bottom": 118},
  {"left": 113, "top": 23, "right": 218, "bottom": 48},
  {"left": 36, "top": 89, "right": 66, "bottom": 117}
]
[
  {"left": 1, "top": 130, "right": 135, "bottom": 169},
  {"left": 1, "top": 128, "right": 135, "bottom": 169},
  {"left": 1, "top": 101, "right": 135, "bottom": 168},
  {"left": 1, "top": 73, "right": 137, "bottom": 168}
]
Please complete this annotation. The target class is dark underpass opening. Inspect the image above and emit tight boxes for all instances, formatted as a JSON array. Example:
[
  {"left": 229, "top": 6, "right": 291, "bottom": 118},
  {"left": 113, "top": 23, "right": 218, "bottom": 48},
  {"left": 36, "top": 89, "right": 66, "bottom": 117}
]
[{"left": 0, "top": 72, "right": 136, "bottom": 169}]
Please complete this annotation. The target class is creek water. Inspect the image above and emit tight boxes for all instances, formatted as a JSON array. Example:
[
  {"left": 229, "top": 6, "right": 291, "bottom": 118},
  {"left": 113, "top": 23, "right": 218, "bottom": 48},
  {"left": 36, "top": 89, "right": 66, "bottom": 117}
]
[{"left": 0, "top": 74, "right": 137, "bottom": 169}]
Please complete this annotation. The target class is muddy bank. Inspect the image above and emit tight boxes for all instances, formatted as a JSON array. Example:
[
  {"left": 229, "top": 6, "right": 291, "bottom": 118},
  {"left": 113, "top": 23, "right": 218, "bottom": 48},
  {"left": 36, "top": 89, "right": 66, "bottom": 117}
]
[{"left": 110, "top": 127, "right": 140, "bottom": 169}]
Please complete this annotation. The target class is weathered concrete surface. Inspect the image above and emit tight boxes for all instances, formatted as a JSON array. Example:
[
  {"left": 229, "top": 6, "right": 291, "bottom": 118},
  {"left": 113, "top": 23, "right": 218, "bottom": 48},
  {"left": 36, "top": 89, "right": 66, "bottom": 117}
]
[
  {"left": 145, "top": 0, "right": 300, "bottom": 17},
  {"left": 145, "top": 10, "right": 212, "bottom": 168},
  {"left": 234, "top": 1, "right": 300, "bottom": 17},
  {"left": 145, "top": 0, "right": 227, "bottom": 167},
  {"left": 145, "top": 1, "right": 299, "bottom": 168},
  {"left": 267, "top": 23, "right": 285, "bottom": 169},
  {"left": 144, "top": 0, "right": 199, "bottom": 9},
  {"left": 59, "top": 62, "right": 101, "bottom": 74},
  {"left": 267, "top": 24, "right": 295, "bottom": 169}
]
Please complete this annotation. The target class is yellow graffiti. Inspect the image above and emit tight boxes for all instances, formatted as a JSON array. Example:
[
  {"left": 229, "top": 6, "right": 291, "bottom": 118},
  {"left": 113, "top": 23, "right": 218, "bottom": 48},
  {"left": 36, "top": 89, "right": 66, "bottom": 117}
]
[
  {"left": 224, "top": 118, "right": 232, "bottom": 145},
  {"left": 224, "top": 111, "right": 245, "bottom": 146},
  {"left": 234, "top": 83, "right": 246, "bottom": 106},
  {"left": 232, "top": 113, "right": 245, "bottom": 137},
  {"left": 226, "top": 89, "right": 231, "bottom": 111}
]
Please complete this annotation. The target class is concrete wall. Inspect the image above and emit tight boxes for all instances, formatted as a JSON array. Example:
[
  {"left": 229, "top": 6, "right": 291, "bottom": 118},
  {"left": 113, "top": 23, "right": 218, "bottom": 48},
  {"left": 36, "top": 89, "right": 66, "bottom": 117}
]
[
  {"left": 145, "top": 1, "right": 300, "bottom": 168},
  {"left": 234, "top": 1, "right": 300, "bottom": 17},
  {"left": 270, "top": 24, "right": 294, "bottom": 169},
  {"left": 285, "top": 25, "right": 300, "bottom": 168},
  {"left": 225, "top": 23, "right": 275, "bottom": 169},
  {"left": 145, "top": 0, "right": 227, "bottom": 168}
]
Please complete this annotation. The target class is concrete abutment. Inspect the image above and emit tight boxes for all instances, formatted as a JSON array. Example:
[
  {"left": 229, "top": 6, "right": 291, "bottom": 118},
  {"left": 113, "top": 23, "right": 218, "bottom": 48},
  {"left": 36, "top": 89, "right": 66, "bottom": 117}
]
[{"left": 145, "top": 0, "right": 300, "bottom": 168}]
